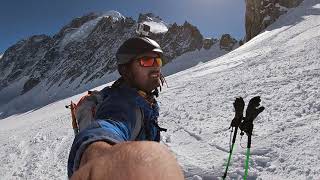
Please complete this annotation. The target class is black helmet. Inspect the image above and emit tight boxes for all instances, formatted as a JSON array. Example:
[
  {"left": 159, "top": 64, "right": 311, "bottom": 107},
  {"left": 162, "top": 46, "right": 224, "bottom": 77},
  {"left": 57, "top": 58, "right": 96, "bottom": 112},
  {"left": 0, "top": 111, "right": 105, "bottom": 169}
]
[{"left": 116, "top": 37, "right": 163, "bottom": 65}]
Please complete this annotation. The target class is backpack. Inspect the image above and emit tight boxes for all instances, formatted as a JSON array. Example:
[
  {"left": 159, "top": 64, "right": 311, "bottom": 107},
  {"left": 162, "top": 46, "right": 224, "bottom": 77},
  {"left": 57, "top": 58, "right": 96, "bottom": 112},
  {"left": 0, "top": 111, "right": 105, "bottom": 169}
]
[{"left": 66, "top": 90, "right": 103, "bottom": 135}]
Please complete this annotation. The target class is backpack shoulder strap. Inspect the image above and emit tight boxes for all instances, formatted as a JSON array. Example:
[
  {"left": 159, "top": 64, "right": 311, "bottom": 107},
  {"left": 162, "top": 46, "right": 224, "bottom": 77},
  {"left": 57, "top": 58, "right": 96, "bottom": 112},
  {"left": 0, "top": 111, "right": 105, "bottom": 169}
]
[
  {"left": 130, "top": 107, "right": 144, "bottom": 141},
  {"left": 100, "top": 86, "right": 112, "bottom": 99}
]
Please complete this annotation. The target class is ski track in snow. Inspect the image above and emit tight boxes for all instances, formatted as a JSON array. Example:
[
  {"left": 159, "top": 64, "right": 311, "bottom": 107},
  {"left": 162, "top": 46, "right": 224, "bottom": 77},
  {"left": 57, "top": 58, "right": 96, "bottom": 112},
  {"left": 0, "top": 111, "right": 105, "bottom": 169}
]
[
  {"left": 0, "top": 100, "right": 75, "bottom": 179},
  {"left": 1, "top": 0, "right": 320, "bottom": 179}
]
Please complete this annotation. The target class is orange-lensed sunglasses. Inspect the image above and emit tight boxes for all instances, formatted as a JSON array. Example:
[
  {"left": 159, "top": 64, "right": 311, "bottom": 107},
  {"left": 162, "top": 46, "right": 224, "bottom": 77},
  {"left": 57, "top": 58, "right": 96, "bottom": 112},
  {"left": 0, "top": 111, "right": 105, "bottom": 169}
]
[{"left": 137, "top": 57, "right": 162, "bottom": 67}]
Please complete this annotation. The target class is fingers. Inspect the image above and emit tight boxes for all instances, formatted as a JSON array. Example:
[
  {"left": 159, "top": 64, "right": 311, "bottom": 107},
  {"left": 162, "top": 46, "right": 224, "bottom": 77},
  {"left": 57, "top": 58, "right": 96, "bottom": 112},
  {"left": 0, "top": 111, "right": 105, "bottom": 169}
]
[
  {"left": 245, "top": 96, "right": 265, "bottom": 120},
  {"left": 257, "top": 107, "right": 265, "bottom": 114},
  {"left": 248, "top": 96, "right": 261, "bottom": 108},
  {"left": 250, "top": 96, "right": 264, "bottom": 114}
]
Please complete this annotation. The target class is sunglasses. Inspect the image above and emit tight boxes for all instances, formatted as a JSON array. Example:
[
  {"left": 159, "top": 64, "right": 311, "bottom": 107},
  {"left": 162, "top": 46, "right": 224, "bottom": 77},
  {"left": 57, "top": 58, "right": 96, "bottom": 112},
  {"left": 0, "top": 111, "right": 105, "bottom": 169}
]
[{"left": 136, "top": 57, "right": 163, "bottom": 67}]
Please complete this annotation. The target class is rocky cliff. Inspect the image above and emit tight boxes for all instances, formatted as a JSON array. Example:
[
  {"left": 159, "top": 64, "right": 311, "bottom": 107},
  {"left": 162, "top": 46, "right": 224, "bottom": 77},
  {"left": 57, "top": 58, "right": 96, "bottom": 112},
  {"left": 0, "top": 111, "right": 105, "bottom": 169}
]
[{"left": 246, "top": 0, "right": 304, "bottom": 41}]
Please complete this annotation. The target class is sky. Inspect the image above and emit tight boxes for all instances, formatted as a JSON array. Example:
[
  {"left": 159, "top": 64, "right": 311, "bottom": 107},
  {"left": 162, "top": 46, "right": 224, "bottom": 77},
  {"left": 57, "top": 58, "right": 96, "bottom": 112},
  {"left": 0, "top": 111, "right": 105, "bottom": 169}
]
[{"left": 0, "top": 0, "right": 245, "bottom": 53}]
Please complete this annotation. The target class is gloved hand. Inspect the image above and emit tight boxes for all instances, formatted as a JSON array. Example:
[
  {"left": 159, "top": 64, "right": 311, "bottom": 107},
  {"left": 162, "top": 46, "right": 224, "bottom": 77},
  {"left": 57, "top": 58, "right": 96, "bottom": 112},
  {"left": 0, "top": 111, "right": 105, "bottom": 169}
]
[
  {"left": 245, "top": 96, "right": 265, "bottom": 122},
  {"left": 230, "top": 97, "right": 245, "bottom": 128},
  {"left": 239, "top": 96, "right": 265, "bottom": 135}
]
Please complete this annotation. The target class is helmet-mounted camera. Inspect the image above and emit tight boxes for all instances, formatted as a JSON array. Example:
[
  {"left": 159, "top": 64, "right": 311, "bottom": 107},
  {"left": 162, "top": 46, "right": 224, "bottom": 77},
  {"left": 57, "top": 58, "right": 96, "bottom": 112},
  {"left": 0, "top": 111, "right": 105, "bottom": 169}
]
[{"left": 136, "top": 23, "right": 151, "bottom": 37}]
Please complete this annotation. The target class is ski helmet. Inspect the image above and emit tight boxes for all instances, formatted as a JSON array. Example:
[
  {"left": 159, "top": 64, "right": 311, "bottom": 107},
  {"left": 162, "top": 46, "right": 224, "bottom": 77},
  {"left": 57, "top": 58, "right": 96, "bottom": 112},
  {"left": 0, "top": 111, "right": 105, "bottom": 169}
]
[{"left": 116, "top": 37, "right": 163, "bottom": 65}]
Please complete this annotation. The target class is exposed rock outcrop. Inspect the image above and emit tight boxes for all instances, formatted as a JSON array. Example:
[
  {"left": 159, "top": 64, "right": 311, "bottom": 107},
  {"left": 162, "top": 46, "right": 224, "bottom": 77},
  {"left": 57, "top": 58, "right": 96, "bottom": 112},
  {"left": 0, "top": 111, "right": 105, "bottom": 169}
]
[
  {"left": 246, "top": 0, "right": 303, "bottom": 41},
  {"left": 138, "top": 13, "right": 163, "bottom": 23},
  {"left": 219, "top": 34, "right": 238, "bottom": 51},
  {"left": 203, "top": 38, "right": 218, "bottom": 50},
  {"left": 151, "top": 21, "right": 203, "bottom": 62}
]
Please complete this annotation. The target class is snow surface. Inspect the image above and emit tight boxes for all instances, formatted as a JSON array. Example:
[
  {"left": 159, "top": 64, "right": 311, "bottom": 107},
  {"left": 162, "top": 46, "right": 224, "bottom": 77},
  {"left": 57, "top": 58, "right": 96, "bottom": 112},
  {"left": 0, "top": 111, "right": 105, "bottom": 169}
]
[
  {"left": 162, "top": 43, "right": 227, "bottom": 76},
  {"left": 0, "top": 0, "right": 320, "bottom": 179}
]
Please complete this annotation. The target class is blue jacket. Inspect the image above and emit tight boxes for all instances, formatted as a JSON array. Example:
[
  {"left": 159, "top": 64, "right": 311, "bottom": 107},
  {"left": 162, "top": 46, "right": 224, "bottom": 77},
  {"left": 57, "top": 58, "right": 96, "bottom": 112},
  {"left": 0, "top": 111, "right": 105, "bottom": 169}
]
[{"left": 67, "top": 84, "right": 163, "bottom": 177}]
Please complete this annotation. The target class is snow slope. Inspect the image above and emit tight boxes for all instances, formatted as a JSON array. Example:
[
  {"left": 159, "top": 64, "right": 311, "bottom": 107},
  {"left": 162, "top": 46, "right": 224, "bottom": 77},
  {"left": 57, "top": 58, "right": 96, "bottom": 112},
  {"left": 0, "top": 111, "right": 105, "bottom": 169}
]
[
  {"left": 161, "top": 43, "right": 228, "bottom": 76},
  {"left": 0, "top": 0, "right": 319, "bottom": 179}
]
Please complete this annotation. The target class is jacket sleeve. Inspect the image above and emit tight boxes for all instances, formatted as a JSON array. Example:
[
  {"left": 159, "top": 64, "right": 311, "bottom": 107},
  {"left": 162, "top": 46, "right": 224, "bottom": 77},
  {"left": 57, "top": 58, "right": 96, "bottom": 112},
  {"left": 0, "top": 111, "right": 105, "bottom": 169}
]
[{"left": 67, "top": 119, "right": 130, "bottom": 178}]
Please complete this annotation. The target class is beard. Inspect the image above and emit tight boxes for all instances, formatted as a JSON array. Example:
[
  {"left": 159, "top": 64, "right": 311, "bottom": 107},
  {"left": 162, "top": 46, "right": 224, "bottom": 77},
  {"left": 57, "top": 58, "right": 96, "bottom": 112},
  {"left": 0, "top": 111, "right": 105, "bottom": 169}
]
[
  {"left": 143, "top": 76, "right": 160, "bottom": 93},
  {"left": 124, "top": 64, "right": 162, "bottom": 93}
]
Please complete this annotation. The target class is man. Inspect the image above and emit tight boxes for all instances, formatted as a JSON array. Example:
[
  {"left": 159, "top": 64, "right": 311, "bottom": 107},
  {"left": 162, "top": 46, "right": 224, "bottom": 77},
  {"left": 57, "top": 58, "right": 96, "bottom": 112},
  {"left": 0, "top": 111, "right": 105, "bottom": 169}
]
[{"left": 68, "top": 37, "right": 184, "bottom": 180}]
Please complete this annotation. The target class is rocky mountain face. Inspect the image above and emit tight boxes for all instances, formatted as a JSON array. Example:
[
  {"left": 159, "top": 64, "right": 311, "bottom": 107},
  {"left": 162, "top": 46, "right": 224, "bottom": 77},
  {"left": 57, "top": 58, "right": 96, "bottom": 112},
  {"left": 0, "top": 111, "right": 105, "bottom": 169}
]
[
  {"left": 219, "top": 34, "right": 238, "bottom": 51},
  {"left": 245, "top": 0, "right": 304, "bottom": 41},
  {"left": 150, "top": 21, "right": 204, "bottom": 63},
  {"left": 203, "top": 38, "right": 217, "bottom": 50},
  {"left": 0, "top": 11, "right": 235, "bottom": 110},
  {"left": 0, "top": 12, "right": 202, "bottom": 95}
]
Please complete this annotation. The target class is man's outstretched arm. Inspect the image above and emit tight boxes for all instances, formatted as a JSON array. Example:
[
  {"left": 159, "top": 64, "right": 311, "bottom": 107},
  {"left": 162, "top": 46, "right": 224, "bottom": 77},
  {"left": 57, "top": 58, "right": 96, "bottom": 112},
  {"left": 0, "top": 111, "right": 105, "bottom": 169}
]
[
  {"left": 67, "top": 119, "right": 184, "bottom": 180},
  {"left": 71, "top": 141, "right": 184, "bottom": 180}
]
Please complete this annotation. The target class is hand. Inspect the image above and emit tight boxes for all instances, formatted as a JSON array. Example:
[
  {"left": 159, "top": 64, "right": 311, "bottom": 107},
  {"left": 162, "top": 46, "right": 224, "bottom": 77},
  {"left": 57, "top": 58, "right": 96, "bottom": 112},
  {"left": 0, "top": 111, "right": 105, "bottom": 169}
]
[
  {"left": 239, "top": 96, "right": 264, "bottom": 135},
  {"left": 245, "top": 96, "right": 265, "bottom": 122},
  {"left": 71, "top": 141, "right": 184, "bottom": 180},
  {"left": 230, "top": 97, "right": 245, "bottom": 127},
  {"left": 234, "top": 97, "right": 245, "bottom": 117}
]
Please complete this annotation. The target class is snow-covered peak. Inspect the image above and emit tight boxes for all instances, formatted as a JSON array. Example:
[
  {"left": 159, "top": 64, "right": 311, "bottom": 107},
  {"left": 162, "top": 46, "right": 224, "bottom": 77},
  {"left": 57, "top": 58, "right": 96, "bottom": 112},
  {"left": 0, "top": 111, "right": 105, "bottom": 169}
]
[
  {"left": 59, "top": 10, "right": 125, "bottom": 51},
  {"left": 0, "top": 54, "right": 3, "bottom": 59},
  {"left": 142, "top": 21, "right": 168, "bottom": 34},
  {"left": 138, "top": 13, "right": 168, "bottom": 34},
  {"left": 140, "top": 13, "right": 163, "bottom": 23},
  {"left": 97, "top": 10, "right": 126, "bottom": 22}
]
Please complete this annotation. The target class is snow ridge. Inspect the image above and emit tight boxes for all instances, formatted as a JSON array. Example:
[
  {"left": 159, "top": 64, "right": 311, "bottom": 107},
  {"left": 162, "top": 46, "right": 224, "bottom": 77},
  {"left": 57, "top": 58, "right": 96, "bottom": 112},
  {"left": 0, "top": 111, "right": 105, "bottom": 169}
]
[
  {"left": 143, "top": 21, "right": 168, "bottom": 33},
  {"left": 140, "top": 14, "right": 168, "bottom": 34},
  {"left": 59, "top": 10, "right": 125, "bottom": 50}
]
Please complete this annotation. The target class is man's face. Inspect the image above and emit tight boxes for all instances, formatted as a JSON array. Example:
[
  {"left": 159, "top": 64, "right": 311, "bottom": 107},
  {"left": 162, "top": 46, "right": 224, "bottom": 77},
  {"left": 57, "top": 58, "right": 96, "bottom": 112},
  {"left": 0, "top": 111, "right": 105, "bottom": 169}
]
[{"left": 128, "top": 51, "right": 162, "bottom": 93}]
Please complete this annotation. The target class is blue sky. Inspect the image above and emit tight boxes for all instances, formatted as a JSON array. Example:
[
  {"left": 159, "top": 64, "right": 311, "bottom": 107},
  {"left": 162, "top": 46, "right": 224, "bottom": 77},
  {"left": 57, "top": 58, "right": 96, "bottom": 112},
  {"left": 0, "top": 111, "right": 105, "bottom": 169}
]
[{"left": 0, "top": 0, "right": 245, "bottom": 53}]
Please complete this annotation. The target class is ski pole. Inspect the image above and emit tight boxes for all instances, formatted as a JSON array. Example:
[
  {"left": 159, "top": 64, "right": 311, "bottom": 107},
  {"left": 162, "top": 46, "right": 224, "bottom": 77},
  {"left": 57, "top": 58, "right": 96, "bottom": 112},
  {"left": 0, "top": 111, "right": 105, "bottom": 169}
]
[
  {"left": 239, "top": 96, "right": 264, "bottom": 179},
  {"left": 244, "top": 134, "right": 252, "bottom": 180},
  {"left": 222, "top": 97, "right": 245, "bottom": 180},
  {"left": 222, "top": 128, "right": 237, "bottom": 180}
]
